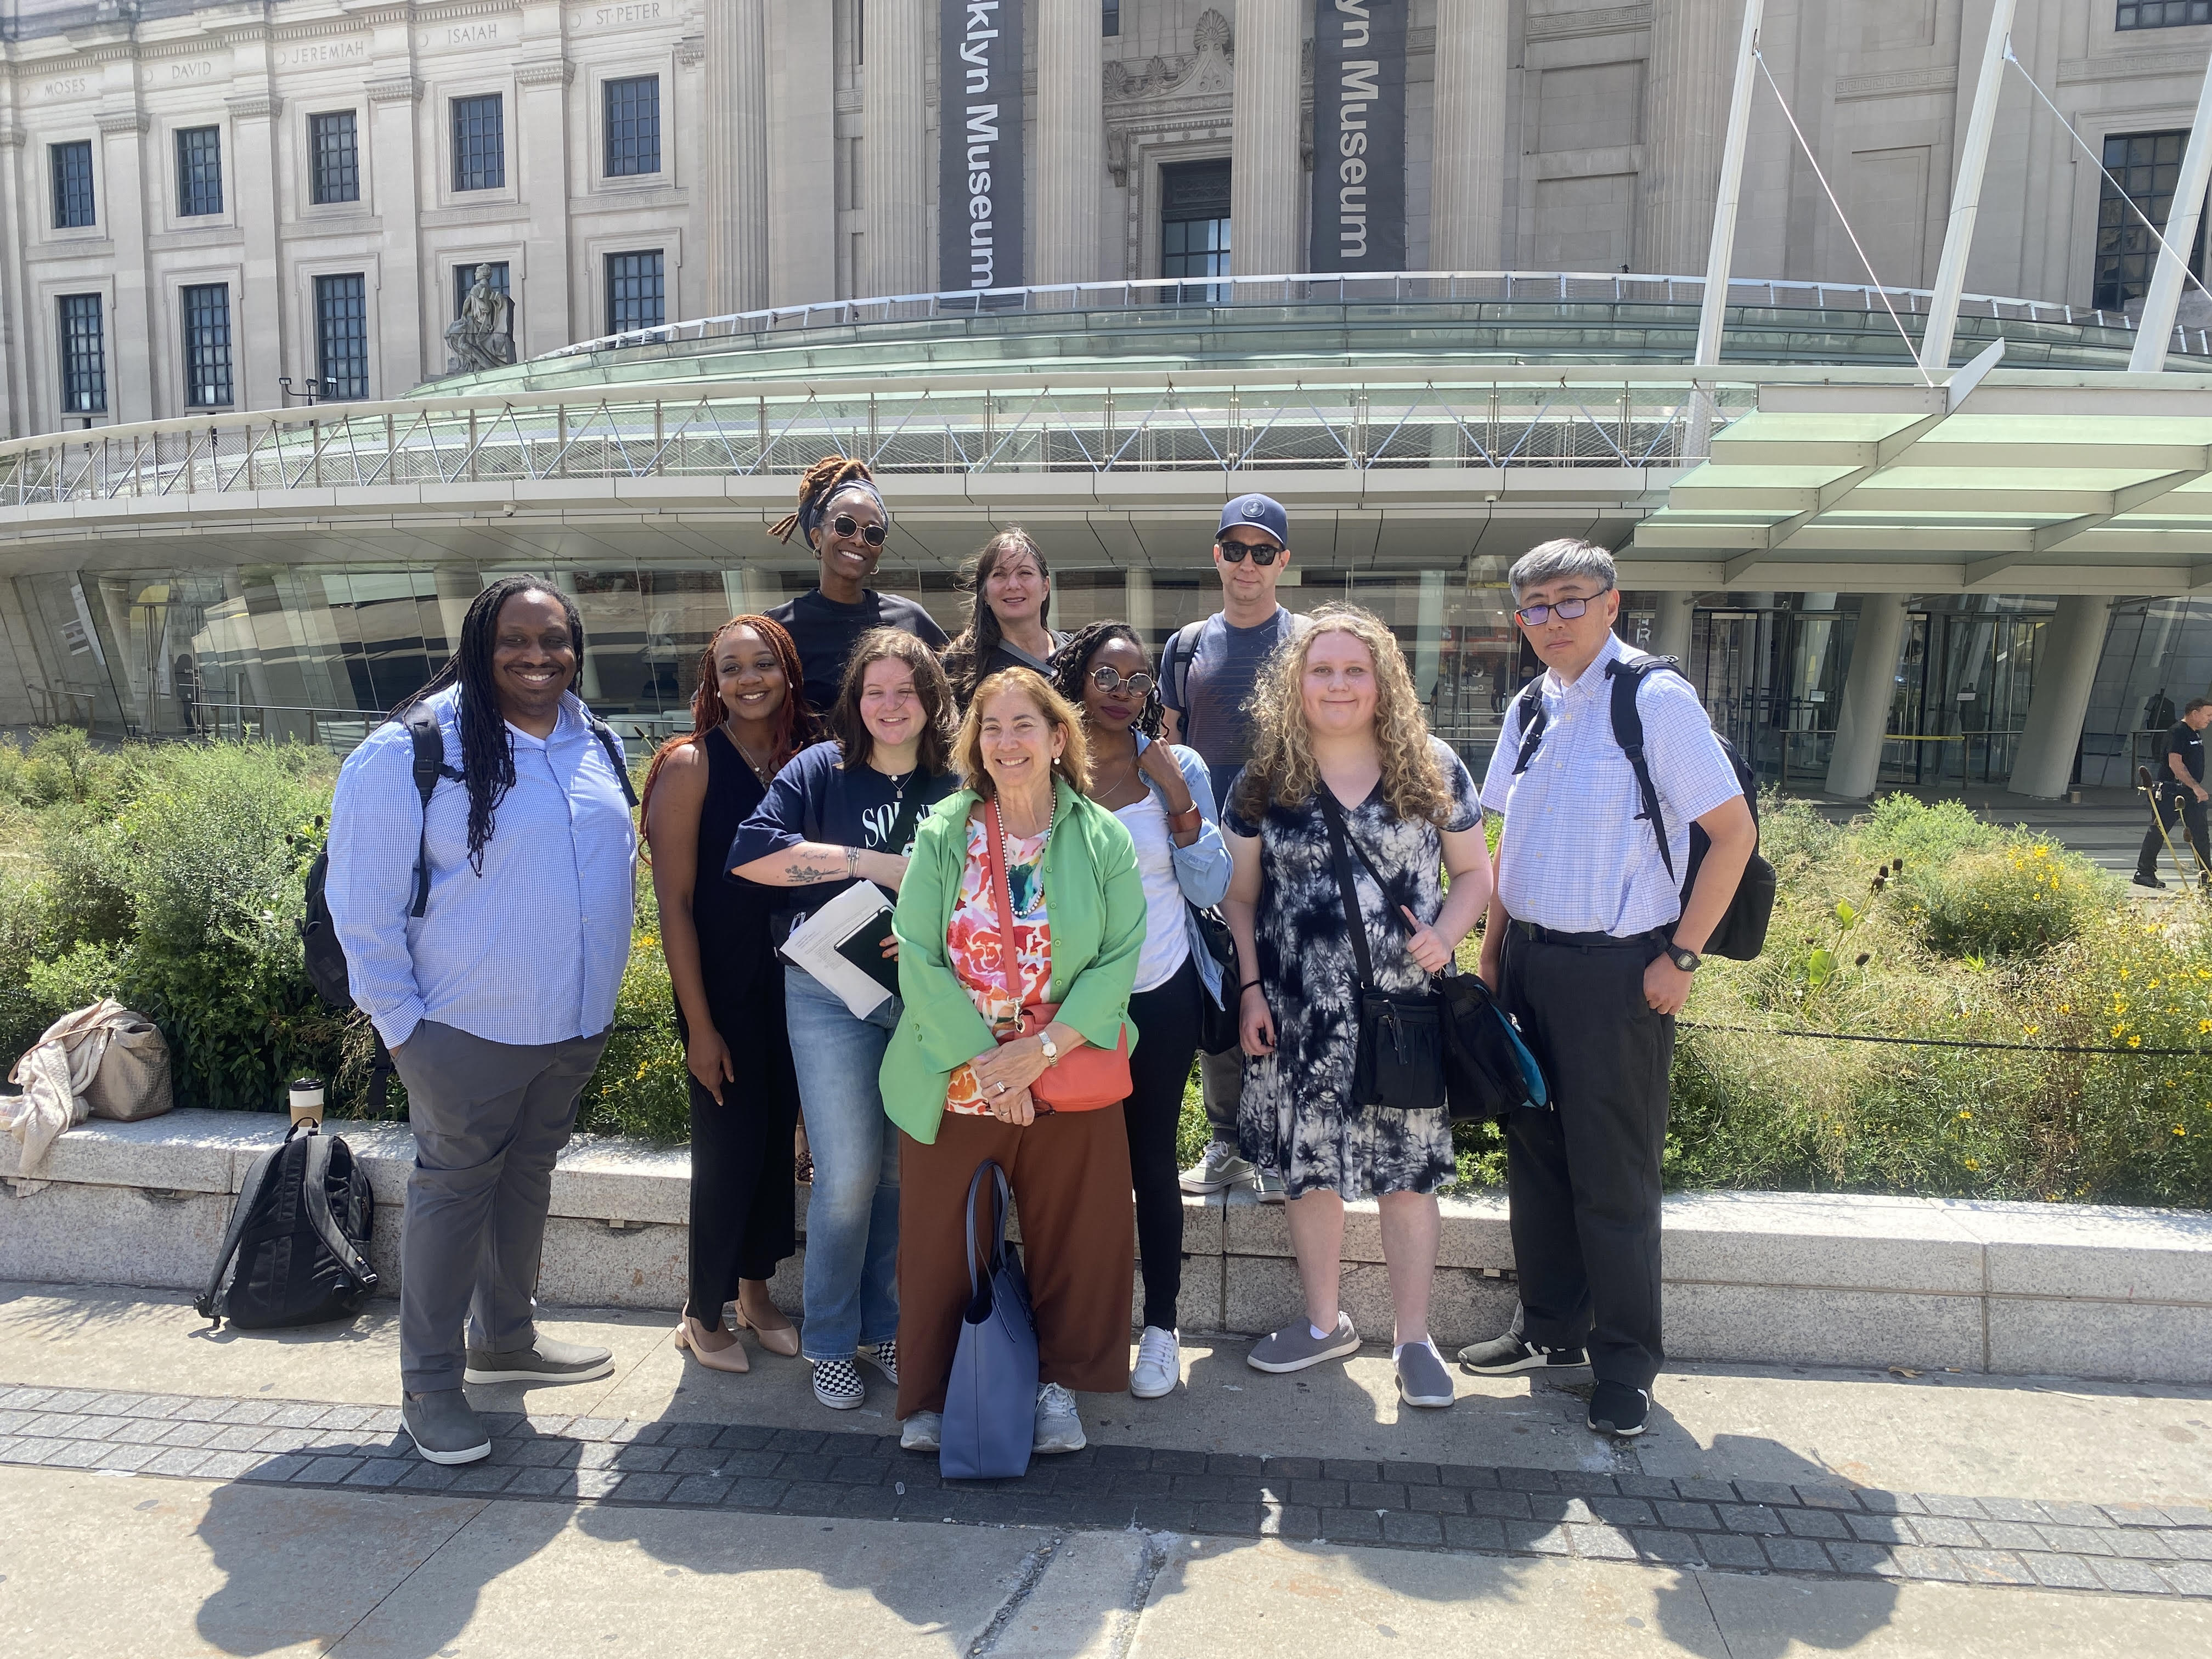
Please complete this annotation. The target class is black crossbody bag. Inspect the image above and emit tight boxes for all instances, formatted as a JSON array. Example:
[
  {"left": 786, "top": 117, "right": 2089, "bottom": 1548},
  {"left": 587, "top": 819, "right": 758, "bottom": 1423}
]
[{"left": 1317, "top": 789, "right": 1448, "bottom": 1113}]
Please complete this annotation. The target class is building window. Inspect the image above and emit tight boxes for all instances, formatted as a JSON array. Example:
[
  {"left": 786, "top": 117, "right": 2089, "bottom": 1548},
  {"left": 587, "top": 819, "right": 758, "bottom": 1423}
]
[
  {"left": 2117, "top": 2, "right": 2211, "bottom": 27},
  {"left": 606, "top": 250, "right": 665, "bottom": 332},
  {"left": 452, "top": 94, "right": 505, "bottom": 191},
  {"left": 177, "top": 126, "right": 224, "bottom": 217},
  {"left": 454, "top": 261, "right": 511, "bottom": 318},
  {"left": 50, "top": 140, "right": 95, "bottom": 229},
  {"left": 58, "top": 294, "right": 106, "bottom": 415},
  {"left": 603, "top": 75, "right": 661, "bottom": 177},
  {"left": 182, "top": 283, "right": 234, "bottom": 408},
  {"left": 1161, "top": 159, "right": 1233, "bottom": 297},
  {"left": 315, "top": 274, "right": 369, "bottom": 400},
  {"left": 2095, "top": 129, "right": 2207, "bottom": 312},
  {"left": 1104, "top": 1, "right": 1121, "bottom": 35},
  {"left": 310, "top": 111, "right": 359, "bottom": 205}
]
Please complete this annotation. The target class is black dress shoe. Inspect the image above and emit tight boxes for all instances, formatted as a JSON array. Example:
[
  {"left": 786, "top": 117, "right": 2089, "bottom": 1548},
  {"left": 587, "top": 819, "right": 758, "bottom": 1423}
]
[{"left": 2134, "top": 872, "right": 2168, "bottom": 890}]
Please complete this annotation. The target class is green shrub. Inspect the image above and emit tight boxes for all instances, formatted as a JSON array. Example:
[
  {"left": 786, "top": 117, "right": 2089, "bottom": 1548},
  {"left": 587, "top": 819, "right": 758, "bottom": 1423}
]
[
  {"left": 1892, "top": 840, "right": 2113, "bottom": 960},
  {"left": 1857, "top": 794, "right": 1999, "bottom": 871},
  {"left": 578, "top": 933, "right": 689, "bottom": 1141},
  {"left": 38, "top": 813, "right": 134, "bottom": 952},
  {"left": 0, "top": 874, "right": 59, "bottom": 1068}
]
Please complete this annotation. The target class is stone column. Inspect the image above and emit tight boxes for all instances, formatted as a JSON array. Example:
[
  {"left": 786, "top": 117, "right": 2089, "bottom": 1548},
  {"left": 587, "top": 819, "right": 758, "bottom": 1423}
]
[
  {"left": 1035, "top": 0, "right": 1105, "bottom": 285},
  {"left": 224, "top": 91, "right": 284, "bottom": 407},
  {"left": 97, "top": 109, "right": 153, "bottom": 422},
  {"left": 1637, "top": 0, "right": 1737, "bottom": 275},
  {"left": 366, "top": 75, "right": 426, "bottom": 390},
  {"left": 1825, "top": 593, "right": 1908, "bottom": 799},
  {"left": 2008, "top": 596, "right": 2113, "bottom": 800},
  {"left": 1652, "top": 591, "right": 1695, "bottom": 661},
  {"left": 1429, "top": 0, "right": 1508, "bottom": 270},
  {"left": 704, "top": 0, "right": 770, "bottom": 315},
  {"left": 766, "top": 1, "right": 837, "bottom": 305},
  {"left": 1230, "top": 0, "right": 1302, "bottom": 278},
  {"left": 862, "top": 0, "right": 930, "bottom": 297},
  {"left": 0, "top": 121, "right": 27, "bottom": 435},
  {"left": 516, "top": 57, "right": 576, "bottom": 350}
]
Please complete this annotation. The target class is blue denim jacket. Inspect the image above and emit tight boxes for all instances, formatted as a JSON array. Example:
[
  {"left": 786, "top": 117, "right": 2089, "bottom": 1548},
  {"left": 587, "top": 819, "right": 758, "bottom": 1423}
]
[{"left": 1141, "top": 738, "right": 1232, "bottom": 1007}]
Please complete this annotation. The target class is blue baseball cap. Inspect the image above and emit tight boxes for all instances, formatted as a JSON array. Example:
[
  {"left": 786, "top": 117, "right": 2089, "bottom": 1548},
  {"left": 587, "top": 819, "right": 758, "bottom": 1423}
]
[{"left": 1216, "top": 493, "right": 1289, "bottom": 549}]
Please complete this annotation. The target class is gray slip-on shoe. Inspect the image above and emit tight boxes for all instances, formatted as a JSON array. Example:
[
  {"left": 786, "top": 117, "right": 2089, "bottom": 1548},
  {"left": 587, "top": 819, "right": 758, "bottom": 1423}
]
[
  {"left": 463, "top": 1335, "right": 616, "bottom": 1386},
  {"left": 402, "top": 1389, "right": 491, "bottom": 1465},
  {"left": 1395, "top": 1341, "right": 1456, "bottom": 1408},
  {"left": 899, "top": 1410, "right": 943, "bottom": 1452},
  {"left": 1246, "top": 1312, "right": 1360, "bottom": 1373}
]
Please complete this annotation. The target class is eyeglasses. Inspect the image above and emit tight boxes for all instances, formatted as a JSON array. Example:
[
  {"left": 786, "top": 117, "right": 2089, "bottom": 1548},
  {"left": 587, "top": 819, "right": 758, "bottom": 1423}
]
[
  {"left": 1513, "top": 595, "right": 1606, "bottom": 627},
  {"left": 1215, "top": 539, "right": 1284, "bottom": 566},
  {"left": 830, "top": 514, "right": 888, "bottom": 548},
  {"left": 1089, "top": 666, "right": 1155, "bottom": 697}
]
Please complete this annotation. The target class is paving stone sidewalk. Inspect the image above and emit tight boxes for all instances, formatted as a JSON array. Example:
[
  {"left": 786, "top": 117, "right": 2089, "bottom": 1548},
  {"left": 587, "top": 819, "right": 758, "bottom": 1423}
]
[{"left": 5, "top": 1380, "right": 2210, "bottom": 1599}]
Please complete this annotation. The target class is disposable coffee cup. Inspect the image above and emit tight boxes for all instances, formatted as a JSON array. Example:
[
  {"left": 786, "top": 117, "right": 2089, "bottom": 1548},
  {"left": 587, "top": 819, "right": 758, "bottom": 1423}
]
[{"left": 289, "top": 1076, "right": 326, "bottom": 1127}]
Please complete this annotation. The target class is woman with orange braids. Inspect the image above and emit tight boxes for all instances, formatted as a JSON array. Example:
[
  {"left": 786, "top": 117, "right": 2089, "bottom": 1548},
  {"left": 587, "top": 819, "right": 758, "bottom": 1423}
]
[
  {"left": 766, "top": 454, "right": 949, "bottom": 717},
  {"left": 641, "top": 614, "right": 812, "bottom": 1373}
]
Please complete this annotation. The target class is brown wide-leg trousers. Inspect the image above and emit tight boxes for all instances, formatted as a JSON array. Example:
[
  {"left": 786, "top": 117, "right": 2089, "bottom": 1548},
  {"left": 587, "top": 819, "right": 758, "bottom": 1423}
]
[{"left": 895, "top": 1105, "right": 1136, "bottom": 1420}]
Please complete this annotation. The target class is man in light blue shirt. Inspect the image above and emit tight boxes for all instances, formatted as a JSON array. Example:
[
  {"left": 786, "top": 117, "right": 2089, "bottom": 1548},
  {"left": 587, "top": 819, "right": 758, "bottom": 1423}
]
[
  {"left": 328, "top": 576, "right": 637, "bottom": 1466},
  {"left": 1464, "top": 540, "right": 1756, "bottom": 1441}
]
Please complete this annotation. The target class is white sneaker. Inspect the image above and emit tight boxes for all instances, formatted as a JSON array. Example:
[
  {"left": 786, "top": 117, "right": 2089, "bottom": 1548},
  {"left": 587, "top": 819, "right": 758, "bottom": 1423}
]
[
  {"left": 1032, "top": 1382, "right": 1086, "bottom": 1453},
  {"left": 1131, "top": 1327, "right": 1180, "bottom": 1400},
  {"left": 1179, "top": 1141, "right": 1255, "bottom": 1194},
  {"left": 899, "top": 1410, "right": 942, "bottom": 1452}
]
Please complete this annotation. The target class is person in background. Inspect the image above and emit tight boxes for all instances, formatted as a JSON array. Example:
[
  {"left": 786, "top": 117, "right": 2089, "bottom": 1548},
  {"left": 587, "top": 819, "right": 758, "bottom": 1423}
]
[
  {"left": 728, "top": 629, "right": 961, "bottom": 1411},
  {"left": 1223, "top": 606, "right": 1489, "bottom": 1411},
  {"left": 2135, "top": 695, "right": 2212, "bottom": 889},
  {"left": 881, "top": 667, "right": 1146, "bottom": 1458},
  {"left": 1052, "top": 622, "right": 1230, "bottom": 1401},
  {"left": 942, "top": 529, "right": 1069, "bottom": 704},
  {"left": 640, "top": 614, "right": 811, "bottom": 1374},
  {"left": 1465, "top": 539, "right": 1753, "bottom": 1440},
  {"left": 327, "top": 575, "right": 637, "bottom": 1466},
  {"left": 1166, "top": 492, "right": 1311, "bottom": 1206},
  {"left": 766, "top": 454, "right": 950, "bottom": 716}
]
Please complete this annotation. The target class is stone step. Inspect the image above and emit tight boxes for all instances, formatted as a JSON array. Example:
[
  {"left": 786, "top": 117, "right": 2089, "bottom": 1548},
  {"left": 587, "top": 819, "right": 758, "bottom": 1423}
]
[{"left": 5, "top": 1110, "right": 2209, "bottom": 1383}]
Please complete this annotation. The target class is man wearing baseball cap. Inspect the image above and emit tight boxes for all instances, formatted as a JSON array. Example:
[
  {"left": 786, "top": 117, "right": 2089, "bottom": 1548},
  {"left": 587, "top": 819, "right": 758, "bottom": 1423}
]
[{"left": 1165, "top": 492, "right": 1310, "bottom": 1204}]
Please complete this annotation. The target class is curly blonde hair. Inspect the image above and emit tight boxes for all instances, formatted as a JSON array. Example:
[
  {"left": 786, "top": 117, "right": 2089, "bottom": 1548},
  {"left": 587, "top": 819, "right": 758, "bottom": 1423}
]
[
  {"left": 955, "top": 668, "right": 1092, "bottom": 799},
  {"left": 1235, "top": 604, "right": 1452, "bottom": 825}
]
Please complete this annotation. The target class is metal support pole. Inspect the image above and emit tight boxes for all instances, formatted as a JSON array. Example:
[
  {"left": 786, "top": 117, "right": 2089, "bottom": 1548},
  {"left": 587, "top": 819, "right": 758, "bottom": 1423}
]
[
  {"left": 1692, "top": 0, "right": 1767, "bottom": 368},
  {"left": 1920, "top": 0, "right": 2019, "bottom": 373},
  {"left": 2129, "top": 51, "right": 2212, "bottom": 373}
]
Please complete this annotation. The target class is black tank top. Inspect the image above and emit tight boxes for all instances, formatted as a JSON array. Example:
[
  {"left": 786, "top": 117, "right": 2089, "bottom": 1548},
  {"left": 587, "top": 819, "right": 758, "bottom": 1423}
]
[{"left": 691, "top": 727, "right": 782, "bottom": 1030}]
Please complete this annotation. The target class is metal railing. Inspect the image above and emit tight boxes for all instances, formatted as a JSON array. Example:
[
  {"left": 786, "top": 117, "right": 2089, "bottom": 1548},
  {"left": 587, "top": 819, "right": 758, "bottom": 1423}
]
[
  {"left": 533, "top": 270, "right": 2209, "bottom": 363},
  {"left": 0, "top": 368, "right": 1754, "bottom": 510}
]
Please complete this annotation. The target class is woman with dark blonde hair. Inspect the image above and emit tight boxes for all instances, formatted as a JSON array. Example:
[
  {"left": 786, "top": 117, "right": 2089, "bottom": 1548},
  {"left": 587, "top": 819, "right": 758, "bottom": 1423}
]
[
  {"left": 729, "top": 628, "right": 961, "bottom": 1411},
  {"left": 766, "top": 454, "right": 949, "bottom": 716},
  {"left": 1222, "top": 605, "right": 1491, "bottom": 1410},
  {"left": 941, "top": 529, "right": 1066, "bottom": 703},
  {"left": 881, "top": 667, "right": 1146, "bottom": 1458},
  {"left": 641, "top": 614, "right": 811, "bottom": 1373}
]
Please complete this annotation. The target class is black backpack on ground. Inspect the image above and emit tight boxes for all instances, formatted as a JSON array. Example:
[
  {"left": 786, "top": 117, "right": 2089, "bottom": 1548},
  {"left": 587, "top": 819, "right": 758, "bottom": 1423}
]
[
  {"left": 1511, "top": 654, "right": 1776, "bottom": 961},
  {"left": 196, "top": 1121, "right": 377, "bottom": 1329}
]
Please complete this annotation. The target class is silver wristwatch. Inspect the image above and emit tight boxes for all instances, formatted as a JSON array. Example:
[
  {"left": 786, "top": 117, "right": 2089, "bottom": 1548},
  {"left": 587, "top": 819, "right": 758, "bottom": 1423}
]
[{"left": 1037, "top": 1031, "right": 1060, "bottom": 1065}]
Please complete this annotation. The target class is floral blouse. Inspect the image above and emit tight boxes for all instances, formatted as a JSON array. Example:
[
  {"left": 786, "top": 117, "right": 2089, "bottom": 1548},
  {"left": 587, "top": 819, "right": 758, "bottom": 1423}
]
[{"left": 944, "top": 816, "right": 1051, "bottom": 1115}]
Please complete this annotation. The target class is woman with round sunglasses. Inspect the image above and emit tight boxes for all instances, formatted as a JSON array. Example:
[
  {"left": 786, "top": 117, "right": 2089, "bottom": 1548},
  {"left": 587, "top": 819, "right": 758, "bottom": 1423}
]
[
  {"left": 942, "top": 529, "right": 1069, "bottom": 706},
  {"left": 1051, "top": 623, "right": 1230, "bottom": 1401},
  {"left": 768, "top": 455, "right": 949, "bottom": 718}
]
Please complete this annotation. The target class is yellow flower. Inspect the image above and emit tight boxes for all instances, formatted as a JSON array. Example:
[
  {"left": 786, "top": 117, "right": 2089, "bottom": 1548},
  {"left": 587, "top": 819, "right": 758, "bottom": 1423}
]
[
  {"left": 2023, "top": 1025, "right": 2042, "bottom": 1037},
  {"left": 1957, "top": 1109, "right": 1972, "bottom": 1120},
  {"left": 2176, "top": 1126, "right": 2189, "bottom": 1138},
  {"left": 2129, "top": 1035, "right": 2143, "bottom": 1049},
  {"left": 1965, "top": 1159, "right": 1981, "bottom": 1171}
]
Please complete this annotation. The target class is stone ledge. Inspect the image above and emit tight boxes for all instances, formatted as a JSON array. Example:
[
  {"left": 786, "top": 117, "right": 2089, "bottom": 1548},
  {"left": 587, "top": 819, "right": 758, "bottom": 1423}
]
[{"left": 5, "top": 1111, "right": 2211, "bottom": 1382}]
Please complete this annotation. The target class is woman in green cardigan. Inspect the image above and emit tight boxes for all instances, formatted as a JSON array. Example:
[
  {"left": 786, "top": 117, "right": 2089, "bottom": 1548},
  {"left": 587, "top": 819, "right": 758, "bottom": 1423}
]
[{"left": 882, "top": 667, "right": 1147, "bottom": 1458}]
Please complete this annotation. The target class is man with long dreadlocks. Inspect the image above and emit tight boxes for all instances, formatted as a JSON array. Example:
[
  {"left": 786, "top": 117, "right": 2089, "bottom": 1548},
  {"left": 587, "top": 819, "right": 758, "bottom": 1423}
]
[
  {"left": 327, "top": 575, "right": 640, "bottom": 1467},
  {"left": 766, "top": 455, "right": 949, "bottom": 717}
]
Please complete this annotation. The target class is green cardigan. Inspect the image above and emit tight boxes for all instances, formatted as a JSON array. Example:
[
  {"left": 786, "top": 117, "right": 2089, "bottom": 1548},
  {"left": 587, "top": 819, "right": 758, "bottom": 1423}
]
[{"left": 880, "top": 776, "right": 1147, "bottom": 1145}]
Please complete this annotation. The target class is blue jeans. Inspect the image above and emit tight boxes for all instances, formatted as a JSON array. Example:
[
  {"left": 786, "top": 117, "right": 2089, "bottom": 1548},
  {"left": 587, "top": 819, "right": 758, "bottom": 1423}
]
[{"left": 784, "top": 965, "right": 901, "bottom": 1361}]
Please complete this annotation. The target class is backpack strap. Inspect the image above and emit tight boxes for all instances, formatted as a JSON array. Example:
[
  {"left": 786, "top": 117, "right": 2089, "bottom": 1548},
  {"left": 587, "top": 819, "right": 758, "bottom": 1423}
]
[
  {"left": 401, "top": 704, "right": 462, "bottom": 920},
  {"left": 587, "top": 716, "right": 640, "bottom": 809},
  {"left": 298, "top": 1131, "right": 379, "bottom": 1298},
  {"left": 1164, "top": 620, "right": 1206, "bottom": 712},
  {"left": 1606, "top": 656, "right": 1684, "bottom": 883},
  {"left": 194, "top": 1130, "right": 295, "bottom": 1321},
  {"left": 1509, "top": 678, "right": 1549, "bottom": 776}
]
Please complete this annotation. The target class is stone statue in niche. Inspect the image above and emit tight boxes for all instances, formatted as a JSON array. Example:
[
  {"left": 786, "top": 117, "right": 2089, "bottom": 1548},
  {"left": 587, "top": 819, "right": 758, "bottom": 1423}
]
[{"left": 444, "top": 264, "right": 516, "bottom": 373}]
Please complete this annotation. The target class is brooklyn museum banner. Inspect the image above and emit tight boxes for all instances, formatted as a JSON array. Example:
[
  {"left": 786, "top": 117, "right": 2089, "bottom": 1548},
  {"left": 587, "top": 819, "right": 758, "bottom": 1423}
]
[
  {"left": 1308, "top": 0, "right": 1408, "bottom": 273},
  {"left": 939, "top": 0, "right": 1025, "bottom": 292}
]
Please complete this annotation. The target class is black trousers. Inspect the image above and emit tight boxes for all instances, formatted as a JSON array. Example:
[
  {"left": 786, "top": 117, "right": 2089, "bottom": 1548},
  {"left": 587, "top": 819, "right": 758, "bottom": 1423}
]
[
  {"left": 1126, "top": 956, "right": 1205, "bottom": 1331},
  {"left": 1498, "top": 926, "right": 1673, "bottom": 1391},
  {"left": 681, "top": 1017, "right": 800, "bottom": 1328},
  {"left": 2138, "top": 786, "right": 2210, "bottom": 880}
]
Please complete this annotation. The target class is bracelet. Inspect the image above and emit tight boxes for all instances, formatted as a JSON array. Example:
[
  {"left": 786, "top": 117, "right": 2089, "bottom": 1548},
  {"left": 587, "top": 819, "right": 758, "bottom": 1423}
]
[
  {"left": 1167, "top": 803, "right": 1204, "bottom": 835},
  {"left": 1239, "top": 979, "right": 1263, "bottom": 994},
  {"left": 845, "top": 845, "right": 859, "bottom": 878}
]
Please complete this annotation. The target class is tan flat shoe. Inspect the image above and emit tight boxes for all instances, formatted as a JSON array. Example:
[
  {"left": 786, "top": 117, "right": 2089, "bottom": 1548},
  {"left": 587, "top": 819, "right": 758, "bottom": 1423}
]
[
  {"left": 727, "top": 1299, "right": 800, "bottom": 1359},
  {"left": 675, "top": 1312, "right": 749, "bottom": 1373}
]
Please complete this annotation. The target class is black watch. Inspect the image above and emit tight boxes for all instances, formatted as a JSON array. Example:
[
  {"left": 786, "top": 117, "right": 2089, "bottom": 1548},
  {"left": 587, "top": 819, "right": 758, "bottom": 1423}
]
[{"left": 1665, "top": 944, "right": 1702, "bottom": 974}]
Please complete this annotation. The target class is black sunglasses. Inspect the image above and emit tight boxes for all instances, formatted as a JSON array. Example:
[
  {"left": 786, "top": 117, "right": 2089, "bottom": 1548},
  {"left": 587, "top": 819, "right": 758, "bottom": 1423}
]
[
  {"left": 1215, "top": 538, "right": 1284, "bottom": 566},
  {"left": 1089, "top": 665, "right": 1156, "bottom": 697},
  {"left": 830, "top": 514, "right": 888, "bottom": 548}
]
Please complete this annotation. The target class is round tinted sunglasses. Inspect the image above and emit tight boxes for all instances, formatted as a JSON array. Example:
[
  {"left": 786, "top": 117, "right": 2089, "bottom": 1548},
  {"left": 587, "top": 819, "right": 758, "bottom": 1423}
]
[
  {"left": 1513, "top": 595, "right": 1605, "bottom": 627},
  {"left": 1089, "top": 666, "right": 1156, "bottom": 697},
  {"left": 1215, "top": 538, "right": 1284, "bottom": 566},
  {"left": 828, "top": 514, "right": 888, "bottom": 548}
]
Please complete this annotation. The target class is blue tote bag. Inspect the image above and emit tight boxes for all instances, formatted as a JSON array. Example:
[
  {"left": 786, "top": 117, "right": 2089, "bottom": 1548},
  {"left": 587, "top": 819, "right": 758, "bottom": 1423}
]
[{"left": 940, "top": 1159, "right": 1040, "bottom": 1481}]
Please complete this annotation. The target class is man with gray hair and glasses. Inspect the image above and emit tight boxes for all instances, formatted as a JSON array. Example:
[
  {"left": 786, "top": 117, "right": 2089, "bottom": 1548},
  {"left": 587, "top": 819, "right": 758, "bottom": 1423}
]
[{"left": 1461, "top": 540, "right": 1756, "bottom": 1440}]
